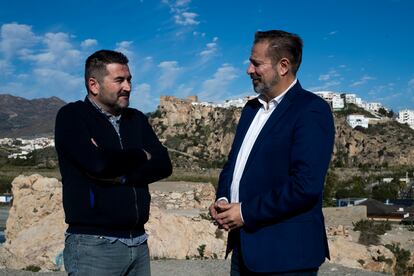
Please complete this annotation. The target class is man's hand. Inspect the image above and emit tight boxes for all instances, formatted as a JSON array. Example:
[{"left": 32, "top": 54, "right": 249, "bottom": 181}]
[
  {"left": 215, "top": 202, "right": 244, "bottom": 231},
  {"left": 209, "top": 199, "right": 227, "bottom": 221}
]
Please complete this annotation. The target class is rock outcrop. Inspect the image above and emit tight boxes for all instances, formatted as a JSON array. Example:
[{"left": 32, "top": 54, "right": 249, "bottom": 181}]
[
  {"left": 3, "top": 174, "right": 66, "bottom": 270},
  {"left": 0, "top": 175, "right": 226, "bottom": 271},
  {"left": 150, "top": 96, "right": 241, "bottom": 168},
  {"left": 327, "top": 225, "right": 396, "bottom": 274}
]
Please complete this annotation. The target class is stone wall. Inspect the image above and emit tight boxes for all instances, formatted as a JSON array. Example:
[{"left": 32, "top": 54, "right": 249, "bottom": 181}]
[
  {"left": 323, "top": 206, "right": 367, "bottom": 226},
  {"left": 149, "top": 181, "right": 215, "bottom": 210}
]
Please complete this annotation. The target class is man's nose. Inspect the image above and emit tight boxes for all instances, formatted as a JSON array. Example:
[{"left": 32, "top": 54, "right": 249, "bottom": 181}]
[
  {"left": 247, "top": 63, "right": 255, "bottom": 75},
  {"left": 123, "top": 80, "right": 131, "bottom": 92}
]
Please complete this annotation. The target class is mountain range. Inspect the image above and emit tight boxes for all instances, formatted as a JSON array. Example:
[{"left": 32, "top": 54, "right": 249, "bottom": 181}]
[{"left": 0, "top": 94, "right": 66, "bottom": 138}]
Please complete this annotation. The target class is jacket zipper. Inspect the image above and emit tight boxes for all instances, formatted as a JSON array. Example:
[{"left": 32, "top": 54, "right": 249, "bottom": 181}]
[{"left": 117, "top": 121, "right": 140, "bottom": 234}]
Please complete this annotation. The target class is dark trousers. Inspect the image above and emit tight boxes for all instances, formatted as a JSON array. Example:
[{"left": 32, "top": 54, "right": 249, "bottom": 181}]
[{"left": 229, "top": 231, "right": 318, "bottom": 276}]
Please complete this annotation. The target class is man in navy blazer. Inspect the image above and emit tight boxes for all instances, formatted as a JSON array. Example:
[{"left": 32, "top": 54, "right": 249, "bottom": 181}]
[{"left": 210, "top": 30, "right": 335, "bottom": 275}]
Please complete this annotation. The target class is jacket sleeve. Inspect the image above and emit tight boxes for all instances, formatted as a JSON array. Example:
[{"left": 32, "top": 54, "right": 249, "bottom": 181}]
[
  {"left": 124, "top": 114, "right": 172, "bottom": 185},
  {"left": 241, "top": 100, "right": 335, "bottom": 229},
  {"left": 55, "top": 104, "right": 148, "bottom": 179}
]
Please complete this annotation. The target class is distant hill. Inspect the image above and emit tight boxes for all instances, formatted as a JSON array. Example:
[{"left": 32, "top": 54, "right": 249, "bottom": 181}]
[{"left": 0, "top": 94, "right": 66, "bottom": 138}]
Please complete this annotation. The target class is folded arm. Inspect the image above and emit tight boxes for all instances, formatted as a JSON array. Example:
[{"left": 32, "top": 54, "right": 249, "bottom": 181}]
[{"left": 55, "top": 104, "right": 148, "bottom": 180}]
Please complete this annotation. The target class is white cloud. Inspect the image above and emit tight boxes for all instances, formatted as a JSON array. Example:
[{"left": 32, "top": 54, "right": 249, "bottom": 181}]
[
  {"left": 81, "top": 39, "right": 98, "bottom": 48},
  {"left": 44, "top": 32, "right": 72, "bottom": 52},
  {"left": 174, "top": 12, "right": 199, "bottom": 26},
  {"left": 30, "top": 68, "right": 84, "bottom": 101},
  {"left": 115, "top": 41, "right": 134, "bottom": 58},
  {"left": 0, "top": 24, "right": 93, "bottom": 101},
  {"left": 199, "top": 64, "right": 239, "bottom": 102},
  {"left": 328, "top": 31, "right": 338, "bottom": 36},
  {"left": 162, "top": 0, "right": 199, "bottom": 26},
  {"left": 20, "top": 32, "right": 82, "bottom": 70},
  {"left": 175, "top": 0, "right": 191, "bottom": 6},
  {"left": 158, "top": 61, "right": 182, "bottom": 91},
  {"left": 199, "top": 37, "right": 219, "bottom": 59},
  {"left": 0, "top": 23, "right": 38, "bottom": 58},
  {"left": 34, "top": 68, "right": 82, "bottom": 88},
  {"left": 350, "top": 75, "right": 375, "bottom": 87}
]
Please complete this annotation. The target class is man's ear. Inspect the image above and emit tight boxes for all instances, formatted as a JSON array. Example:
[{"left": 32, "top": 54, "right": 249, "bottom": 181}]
[
  {"left": 278, "top": 58, "right": 290, "bottom": 76},
  {"left": 88, "top": 77, "right": 100, "bottom": 96}
]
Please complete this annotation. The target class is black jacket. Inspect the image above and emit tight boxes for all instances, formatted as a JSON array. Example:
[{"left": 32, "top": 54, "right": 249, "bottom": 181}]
[{"left": 55, "top": 98, "right": 172, "bottom": 237}]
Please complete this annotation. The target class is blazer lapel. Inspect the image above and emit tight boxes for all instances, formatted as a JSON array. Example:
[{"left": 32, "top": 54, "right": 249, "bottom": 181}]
[
  {"left": 231, "top": 99, "right": 261, "bottom": 159},
  {"left": 241, "top": 81, "right": 302, "bottom": 174}
]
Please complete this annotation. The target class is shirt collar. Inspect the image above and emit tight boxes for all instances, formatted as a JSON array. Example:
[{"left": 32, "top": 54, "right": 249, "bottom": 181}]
[
  {"left": 257, "top": 78, "right": 297, "bottom": 110},
  {"left": 87, "top": 96, "right": 122, "bottom": 122}
]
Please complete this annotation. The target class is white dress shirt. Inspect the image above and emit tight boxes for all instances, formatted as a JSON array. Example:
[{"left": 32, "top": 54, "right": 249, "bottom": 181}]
[{"left": 219, "top": 79, "right": 297, "bottom": 221}]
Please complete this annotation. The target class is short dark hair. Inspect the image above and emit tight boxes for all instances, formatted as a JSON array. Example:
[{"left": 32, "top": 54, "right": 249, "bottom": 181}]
[
  {"left": 84, "top": 49, "right": 129, "bottom": 92},
  {"left": 254, "top": 30, "right": 303, "bottom": 75}
]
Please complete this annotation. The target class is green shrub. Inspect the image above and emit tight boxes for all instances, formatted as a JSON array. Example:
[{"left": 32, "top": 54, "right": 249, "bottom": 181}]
[
  {"left": 353, "top": 219, "right": 392, "bottom": 246},
  {"left": 197, "top": 244, "right": 206, "bottom": 259},
  {"left": 23, "top": 265, "right": 41, "bottom": 272},
  {"left": 385, "top": 243, "right": 414, "bottom": 275}
]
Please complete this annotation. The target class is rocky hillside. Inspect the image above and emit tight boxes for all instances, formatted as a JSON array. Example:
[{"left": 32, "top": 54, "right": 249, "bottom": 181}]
[
  {"left": 150, "top": 96, "right": 241, "bottom": 169},
  {"left": 0, "top": 94, "right": 65, "bottom": 138},
  {"left": 150, "top": 97, "right": 414, "bottom": 169}
]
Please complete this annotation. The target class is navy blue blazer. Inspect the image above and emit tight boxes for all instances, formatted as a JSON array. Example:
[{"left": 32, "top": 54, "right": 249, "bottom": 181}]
[{"left": 216, "top": 81, "right": 335, "bottom": 273}]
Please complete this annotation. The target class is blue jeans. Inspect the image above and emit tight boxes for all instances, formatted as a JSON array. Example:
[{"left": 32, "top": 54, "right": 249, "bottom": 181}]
[
  {"left": 64, "top": 234, "right": 150, "bottom": 276},
  {"left": 230, "top": 246, "right": 318, "bottom": 276}
]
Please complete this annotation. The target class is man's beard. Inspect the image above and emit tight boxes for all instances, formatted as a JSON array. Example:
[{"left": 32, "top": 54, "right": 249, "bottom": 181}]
[{"left": 252, "top": 76, "right": 279, "bottom": 95}]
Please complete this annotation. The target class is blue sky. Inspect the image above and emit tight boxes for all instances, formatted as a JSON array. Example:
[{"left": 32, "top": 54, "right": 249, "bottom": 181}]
[{"left": 0, "top": 0, "right": 413, "bottom": 112}]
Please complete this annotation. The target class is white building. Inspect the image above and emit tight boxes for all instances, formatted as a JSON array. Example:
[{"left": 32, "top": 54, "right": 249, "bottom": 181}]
[
  {"left": 397, "top": 109, "right": 414, "bottom": 128},
  {"left": 314, "top": 91, "right": 341, "bottom": 102},
  {"left": 192, "top": 96, "right": 255, "bottom": 108},
  {"left": 343, "top": 93, "right": 357, "bottom": 104},
  {"left": 347, "top": 115, "right": 369, "bottom": 128},
  {"left": 314, "top": 91, "right": 344, "bottom": 110},
  {"left": 355, "top": 97, "right": 363, "bottom": 106},
  {"left": 363, "top": 102, "right": 383, "bottom": 112},
  {"left": 4, "top": 137, "right": 54, "bottom": 159},
  {"left": 332, "top": 96, "right": 345, "bottom": 110}
]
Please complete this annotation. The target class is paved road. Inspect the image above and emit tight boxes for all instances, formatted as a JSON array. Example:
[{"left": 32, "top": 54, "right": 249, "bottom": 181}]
[{"left": 0, "top": 261, "right": 389, "bottom": 275}]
